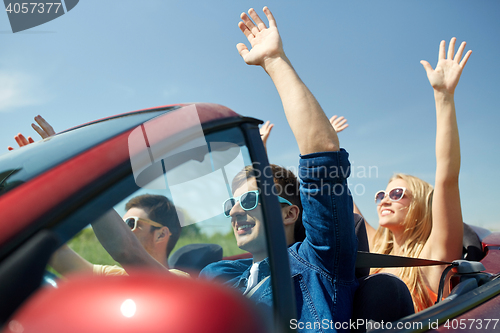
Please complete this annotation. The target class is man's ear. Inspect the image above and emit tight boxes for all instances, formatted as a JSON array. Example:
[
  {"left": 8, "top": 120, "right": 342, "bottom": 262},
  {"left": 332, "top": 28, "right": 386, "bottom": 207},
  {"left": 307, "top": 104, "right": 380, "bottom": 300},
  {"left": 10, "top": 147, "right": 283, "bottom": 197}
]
[
  {"left": 282, "top": 205, "right": 300, "bottom": 226},
  {"left": 155, "top": 226, "right": 171, "bottom": 243}
]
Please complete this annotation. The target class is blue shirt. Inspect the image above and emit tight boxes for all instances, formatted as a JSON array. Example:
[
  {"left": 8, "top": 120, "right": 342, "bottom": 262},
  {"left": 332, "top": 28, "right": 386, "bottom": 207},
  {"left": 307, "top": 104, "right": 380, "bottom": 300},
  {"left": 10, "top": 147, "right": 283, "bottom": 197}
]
[{"left": 200, "top": 149, "right": 358, "bottom": 332}]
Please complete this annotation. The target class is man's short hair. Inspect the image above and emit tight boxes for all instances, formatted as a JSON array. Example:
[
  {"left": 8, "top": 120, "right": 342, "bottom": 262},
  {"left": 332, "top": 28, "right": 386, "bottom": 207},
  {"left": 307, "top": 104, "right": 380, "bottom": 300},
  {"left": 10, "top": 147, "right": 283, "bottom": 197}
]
[
  {"left": 231, "top": 164, "right": 305, "bottom": 242},
  {"left": 125, "top": 194, "right": 181, "bottom": 257}
]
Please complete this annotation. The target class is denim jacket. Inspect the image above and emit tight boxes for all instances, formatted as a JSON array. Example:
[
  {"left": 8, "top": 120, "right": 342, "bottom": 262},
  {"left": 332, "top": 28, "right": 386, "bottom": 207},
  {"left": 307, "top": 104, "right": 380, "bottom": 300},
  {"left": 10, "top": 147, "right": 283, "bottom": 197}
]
[{"left": 200, "top": 149, "right": 358, "bottom": 333}]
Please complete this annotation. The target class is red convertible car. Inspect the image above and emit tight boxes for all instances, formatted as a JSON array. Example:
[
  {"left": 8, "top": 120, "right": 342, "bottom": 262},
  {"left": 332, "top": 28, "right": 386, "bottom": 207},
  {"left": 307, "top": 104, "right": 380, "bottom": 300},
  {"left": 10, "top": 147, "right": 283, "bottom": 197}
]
[{"left": 0, "top": 103, "right": 498, "bottom": 332}]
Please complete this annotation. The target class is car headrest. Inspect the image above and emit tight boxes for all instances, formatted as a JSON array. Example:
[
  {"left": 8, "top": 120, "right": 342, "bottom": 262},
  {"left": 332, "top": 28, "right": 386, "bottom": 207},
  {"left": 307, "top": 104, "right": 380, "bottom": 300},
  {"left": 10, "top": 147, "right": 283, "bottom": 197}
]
[
  {"left": 462, "top": 223, "right": 484, "bottom": 261},
  {"left": 168, "top": 243, "right": 223, "bottom": 277}
]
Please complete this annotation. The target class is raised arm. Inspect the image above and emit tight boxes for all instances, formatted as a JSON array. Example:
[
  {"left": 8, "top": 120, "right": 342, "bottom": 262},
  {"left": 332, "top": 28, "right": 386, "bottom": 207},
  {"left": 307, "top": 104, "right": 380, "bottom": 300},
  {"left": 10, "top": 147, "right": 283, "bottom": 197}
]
[
  {"left": 91, "top": 210, "right": 167, "bottom": 272},
  {"left": 420, "top": 38, "right": 471, "bottom": 261},
  {"left": 237, "top": 7, "right": 338, "bottom": 154}
]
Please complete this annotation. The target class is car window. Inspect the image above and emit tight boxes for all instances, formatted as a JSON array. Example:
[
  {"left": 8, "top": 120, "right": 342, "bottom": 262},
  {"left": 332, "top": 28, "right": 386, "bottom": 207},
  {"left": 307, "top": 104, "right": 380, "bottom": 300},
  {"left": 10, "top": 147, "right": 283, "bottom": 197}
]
[
  {"left": 114, "top": 131, "right": 252, "bottom": 258},
  {"left": 46, "top": 107, "right": 274, "bottom": 324}
]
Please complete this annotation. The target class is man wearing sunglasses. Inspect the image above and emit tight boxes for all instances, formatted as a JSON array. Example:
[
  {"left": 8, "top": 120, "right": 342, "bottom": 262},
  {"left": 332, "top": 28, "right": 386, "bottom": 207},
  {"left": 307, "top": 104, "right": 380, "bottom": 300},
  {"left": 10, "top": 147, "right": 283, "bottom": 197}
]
[
  {"left": 200, "top": 7, "right": 357, "bottom": 331},
  {"left": 50, "top": 194, "right": 188, "bottom": 277}
]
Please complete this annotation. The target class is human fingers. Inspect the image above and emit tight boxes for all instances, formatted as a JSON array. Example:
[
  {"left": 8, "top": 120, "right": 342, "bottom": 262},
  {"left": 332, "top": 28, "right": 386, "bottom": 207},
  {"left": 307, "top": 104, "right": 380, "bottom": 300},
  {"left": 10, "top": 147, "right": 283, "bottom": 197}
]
[
  {"left": 266, "top": 123, "right": 274, "bottom": 138},
  {"left": 336, "top": 123, "right": 349, "bottom": 133},
  {"left": 420, "top": 60, "right": 433, "bottom": 74},
  {"left": 438, "top": 40, "right": 446, "bottom": 61},
  {"left": 15, "top": 133, "right": 30, "bottom": 147},
  {"left": 447, "top": 37, "right": 456, "bottom": 60},
  {"left": 28, "top": 136, "right": 34, "bottom": 143},
  {"left": 34, "top": 115, "right": 56, "bottom": 136},
  {"left": 259, "top": 121, "right": 273, "bottom": 149},
  {"left": 261, "top": 120, "right": 271, "bottom": 130},
  {"left": 236, "top": 42, "right": 250, "bottom": 60},
  {"left": 459, "top": 50, "right": 472, "bottom": 68},
  {"left": 241, "top": 11, "right": 259, "bottom": 36},
  {"left": 248, "top": 7, "right": 267, "bottom": 31},
  {"left": 238, "top": 21, "right": 254, "bottom": 44},
  {"left": 330, "top": 115, "right": 345, "bottom": 124},
  {"left": 32, "top": 123, "right": 45, "bottom": 138},
  {"left": 331, "top": 116, "right": 348, "bottom": 133},
  {"left": 7, "top": 146, "right": 14, "bottom": 151},
  {"left": 263, "top": 6, "right": 277, "bottom": 28},
  {"left": 332, "top": 116, "right": 346, "bottom": 126},
  {"left": 454, "top": 41, "right": 466, "bottom": 63},
  {"left": 260, "top": 121, "right": 274, "bottom": 134},
  {"left": 335, "top": 118, "right": 348, "bottom": 128}
]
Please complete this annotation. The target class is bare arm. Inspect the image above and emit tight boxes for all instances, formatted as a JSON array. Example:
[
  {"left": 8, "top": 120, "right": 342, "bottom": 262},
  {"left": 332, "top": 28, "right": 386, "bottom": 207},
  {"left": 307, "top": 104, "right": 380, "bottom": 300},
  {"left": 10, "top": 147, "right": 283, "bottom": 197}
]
[
  {"left": 237, "top": 7, "right": 338, "bottom": 154},
  {"left": 353, "top": 201, "right": 376, "bottom": 249},
  {"left": 49, "top": 244, "right": 94, "bottom": 275},
  {"left": 91, "top": 210, "right": 167, "bottom": 272},
  {"left": 420, "top": 38, "right": 471, "bottom": 261},
  {"left": 52, "top": 210, "right": 166, "bottom": 275}
]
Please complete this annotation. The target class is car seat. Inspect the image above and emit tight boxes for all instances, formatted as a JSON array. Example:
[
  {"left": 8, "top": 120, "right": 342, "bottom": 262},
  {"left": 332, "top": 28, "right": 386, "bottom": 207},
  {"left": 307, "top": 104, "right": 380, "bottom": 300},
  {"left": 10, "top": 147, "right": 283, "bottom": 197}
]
[
  {"left": 462, "top": 223, "right": 483, "bottom": 261},
  {"left": 168, "top": 243, "right": 223, "bottom": 277},
  {"left": 351, "top": 214, "right": 415, "bottom": 332}
]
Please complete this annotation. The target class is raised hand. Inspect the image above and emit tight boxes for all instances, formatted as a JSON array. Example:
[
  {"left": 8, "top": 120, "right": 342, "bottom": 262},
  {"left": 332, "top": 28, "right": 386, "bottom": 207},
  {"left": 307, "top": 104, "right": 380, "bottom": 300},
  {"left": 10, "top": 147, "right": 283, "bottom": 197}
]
[
  {"left": 420, "top": 38, "right": 472, "bottom": 95},
  {"left": 7, "top": 115, "right": 56, "bottom": 151},
  {"left": 329, "top": 115, "right": 349, "bottom": 133},
  {"left": 11, "top": 134, "right": 34, "bottom": 149},
  {"left": 236, "top": 7, "right": 338, "bottom": 155},
  {"left": 31, "top": 115, "right": 55, "bottom": 138},
  {"left": 236, "top": 7, "right": 284, "bottom": 68},
  {"left": 259, "top": 120, "right": 274, "bottom": 151}
]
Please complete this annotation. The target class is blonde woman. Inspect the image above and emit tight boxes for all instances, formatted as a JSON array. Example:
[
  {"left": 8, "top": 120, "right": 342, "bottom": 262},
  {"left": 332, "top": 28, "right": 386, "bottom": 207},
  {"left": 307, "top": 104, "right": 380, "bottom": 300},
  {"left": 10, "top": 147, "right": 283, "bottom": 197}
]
[{"left": 360, "top": 37, "right": 472, "bottom": 311}]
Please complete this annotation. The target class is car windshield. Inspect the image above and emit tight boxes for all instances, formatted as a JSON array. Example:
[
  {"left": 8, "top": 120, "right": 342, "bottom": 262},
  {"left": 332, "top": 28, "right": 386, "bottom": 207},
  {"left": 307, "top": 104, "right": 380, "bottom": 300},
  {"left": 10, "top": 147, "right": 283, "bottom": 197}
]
[
  {"left": 47, "top": 105, "right": 275, "bottom": 327},
  {"left": 115, "top": 122, "right": 257, "bottom": 259}
]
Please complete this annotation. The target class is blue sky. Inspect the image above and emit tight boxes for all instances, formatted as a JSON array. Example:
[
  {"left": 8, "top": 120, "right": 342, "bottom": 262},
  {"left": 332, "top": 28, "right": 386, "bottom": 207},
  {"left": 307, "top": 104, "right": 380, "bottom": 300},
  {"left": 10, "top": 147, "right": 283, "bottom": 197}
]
[{"left": 1, "top": 1, "right": 499, "bottom": 230}]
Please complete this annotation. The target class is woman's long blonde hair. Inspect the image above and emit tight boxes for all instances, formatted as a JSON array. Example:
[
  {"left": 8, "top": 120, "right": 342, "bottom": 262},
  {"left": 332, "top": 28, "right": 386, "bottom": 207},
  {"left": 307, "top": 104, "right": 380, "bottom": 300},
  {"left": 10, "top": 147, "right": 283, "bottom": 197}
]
[{"left": 371, "top": 174, "right": 434, "bottom": 311}]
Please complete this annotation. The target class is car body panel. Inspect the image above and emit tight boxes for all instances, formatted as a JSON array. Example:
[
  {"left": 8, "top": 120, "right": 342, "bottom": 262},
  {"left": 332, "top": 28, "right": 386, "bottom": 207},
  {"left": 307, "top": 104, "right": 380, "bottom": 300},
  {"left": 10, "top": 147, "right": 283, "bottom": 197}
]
[
  {"left": 3, "top": 271, "right": 267, "bottom": 333},
  {"left": 481, "top": 233, "right": 500, "bottom": 275}
]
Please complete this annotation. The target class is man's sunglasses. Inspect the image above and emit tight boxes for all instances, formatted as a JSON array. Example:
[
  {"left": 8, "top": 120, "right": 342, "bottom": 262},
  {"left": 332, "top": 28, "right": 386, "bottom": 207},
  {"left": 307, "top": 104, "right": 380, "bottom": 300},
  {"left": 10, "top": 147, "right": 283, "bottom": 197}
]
[
  {"left": 374, "top": 187, "right": 407, "bottom": 205},
  {"left": 124, "top": 216, "right": 164, "bottom": 231},
  {"left": 223, "top": 190, "right": 292, "bottom": 218}
]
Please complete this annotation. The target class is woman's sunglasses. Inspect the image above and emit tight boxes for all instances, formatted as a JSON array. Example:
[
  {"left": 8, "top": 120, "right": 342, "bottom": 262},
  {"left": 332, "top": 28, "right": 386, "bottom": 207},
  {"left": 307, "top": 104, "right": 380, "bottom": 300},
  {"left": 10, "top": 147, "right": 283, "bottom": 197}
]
[
  {"left": 223, "top": 190, "right": 292, "bottom": 218},
  {"left": 374, "top": 187, "right": 407, "bottom": 205},
  {"left": 123, "top": 216, "right": 164, "bottom": 231}
]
